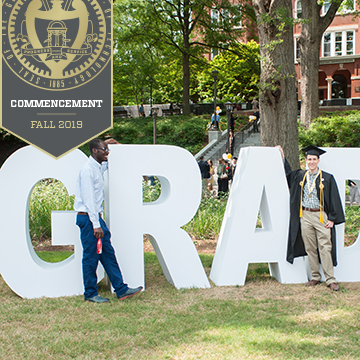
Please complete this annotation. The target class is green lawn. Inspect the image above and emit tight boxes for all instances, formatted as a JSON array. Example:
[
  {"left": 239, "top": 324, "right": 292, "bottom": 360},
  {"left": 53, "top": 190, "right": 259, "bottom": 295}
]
[{"left": 0, "top": 252, "right": 359, "bottom": 359}]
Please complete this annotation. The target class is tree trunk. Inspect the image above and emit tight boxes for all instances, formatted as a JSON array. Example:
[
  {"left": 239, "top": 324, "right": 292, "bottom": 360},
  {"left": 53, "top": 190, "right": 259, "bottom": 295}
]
[
  {"left": 182, "top": 50, "right": 191, "bottom": 115},
  {"left": 253, "top": 0, "right": 299, "bottom": 169},
  {"left": 299, "top": 1, "right": 321, "bottom": 127},
  {"left": 299, "top": 0, "right": 342, "bottom": 128}
]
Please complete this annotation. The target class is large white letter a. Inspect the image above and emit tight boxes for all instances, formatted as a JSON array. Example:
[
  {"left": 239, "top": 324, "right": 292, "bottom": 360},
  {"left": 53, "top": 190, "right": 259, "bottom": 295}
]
[{"left": 210, "top": 147, "right": 307, "bottom": 286}]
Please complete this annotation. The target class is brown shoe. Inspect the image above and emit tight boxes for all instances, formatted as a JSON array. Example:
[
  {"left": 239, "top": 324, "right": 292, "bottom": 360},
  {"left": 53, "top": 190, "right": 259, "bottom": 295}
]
[
  {"left": 305, "top": 280, "right": 321, "bottom": 287},
  {"left": 328, "top": 282, "right": 339, "bottom": 291}
]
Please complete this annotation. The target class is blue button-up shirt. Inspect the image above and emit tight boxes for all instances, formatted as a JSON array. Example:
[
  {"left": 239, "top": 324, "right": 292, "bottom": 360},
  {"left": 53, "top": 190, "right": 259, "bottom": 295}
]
[{"left": 74, "top": 156, "right": 108, "bottom": 228}]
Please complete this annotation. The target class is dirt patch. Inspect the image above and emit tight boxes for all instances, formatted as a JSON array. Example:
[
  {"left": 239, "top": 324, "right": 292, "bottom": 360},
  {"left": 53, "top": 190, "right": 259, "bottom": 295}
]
[
  {"left": 34, "top": 238, "right": 74, "bottom": 252},
  {"left": 35, "top": 245, "right": 75, "bottom": 252},
  {"left": 144, "top": 236, "right": 217, "bottom": 254}
]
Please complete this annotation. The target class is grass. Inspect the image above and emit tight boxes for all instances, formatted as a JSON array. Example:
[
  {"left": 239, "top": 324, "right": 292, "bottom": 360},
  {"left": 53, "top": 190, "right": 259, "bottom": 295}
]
[
  {"left": 1, "top": 252, "right": 360, "bottom": 359},
  {"left": 36, "top": 251, "right": 74, "bottom": 263}
]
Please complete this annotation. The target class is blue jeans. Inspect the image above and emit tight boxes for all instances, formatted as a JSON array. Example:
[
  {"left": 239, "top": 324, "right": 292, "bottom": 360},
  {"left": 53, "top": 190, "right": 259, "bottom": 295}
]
[{"left": 76, "top": 214, "right": 128, "bottom": 298}]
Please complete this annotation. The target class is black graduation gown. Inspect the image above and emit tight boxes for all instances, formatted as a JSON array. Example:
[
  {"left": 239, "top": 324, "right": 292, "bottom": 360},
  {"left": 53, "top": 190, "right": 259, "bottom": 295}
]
[{"left": 284, "top": 159, "right": 345, "bottom": 266}]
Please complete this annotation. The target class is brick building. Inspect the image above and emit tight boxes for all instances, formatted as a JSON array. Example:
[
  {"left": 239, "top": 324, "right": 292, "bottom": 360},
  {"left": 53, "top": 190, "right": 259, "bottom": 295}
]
[{"left": 294, "top": 1, "right": 360, "bottom": 104}]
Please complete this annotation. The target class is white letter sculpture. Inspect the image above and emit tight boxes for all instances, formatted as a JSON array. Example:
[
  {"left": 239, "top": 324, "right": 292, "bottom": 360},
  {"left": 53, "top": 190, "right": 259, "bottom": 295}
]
[
  {"left": 0, "top": 146, "right": 88, "bottom": 298},
  {"left": 210, "top": 147, "right": 308, "bottom": 286},
  {"left": 318, "top": 148, "right": 360, "bottom": 282},
  {"left": 107, "top": 144, "right": 210, "bottom": 289}
]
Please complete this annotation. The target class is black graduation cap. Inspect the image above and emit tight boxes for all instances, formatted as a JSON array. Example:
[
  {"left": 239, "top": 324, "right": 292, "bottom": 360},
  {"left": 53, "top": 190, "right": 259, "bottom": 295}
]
[{"left": 302, "top": 145, "right": 326, "bottom": 157}]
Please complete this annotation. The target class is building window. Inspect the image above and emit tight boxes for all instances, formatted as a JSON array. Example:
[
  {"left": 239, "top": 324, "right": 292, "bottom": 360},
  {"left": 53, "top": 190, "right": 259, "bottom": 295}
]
[
  {"left": 335, "top": 32, "right": 342, "bottom": 56},
  {"left": 323, "top": 1, "right": 331, "bottom": 15},
  {"left": 338, "top": 0, "right": 355, "bottom": 13},
  {"left": 212, "top": 8, "right": 241, "bottom": 29},
  {"left": 323, "top": 33, "right": 331, "bottom": 57},
  {"left": 211, "top": 48, "right": 219, "bottom": 60},
  {"left": 322, "top": 0, "right": 355, "bottom": 16},
  {"left": 295, "top": 0, "right": 302, "bottom": 18},
  {"left": 295, "top": 38, "right": 301, "bottom": 60},
  {"left": 232, "top": 8, "right": 242, "bottom": 29},
  {"left": 322, "top": 30, "right": 354, "bottom": 57},
  {"left": 347, "top": 31, "right": 354, "bottom": 55},
  {"left": 211, "top": 9, "right": 219, "bottom": 22}
]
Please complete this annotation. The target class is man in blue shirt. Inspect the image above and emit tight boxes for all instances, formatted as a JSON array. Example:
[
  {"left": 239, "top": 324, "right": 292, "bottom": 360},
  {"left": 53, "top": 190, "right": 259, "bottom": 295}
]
[
  {"left": 211, "top": 113, "right": 220, "bottom": 131},
  {"left": 75, "top": 138, "right": 142, "bottom": 302}
]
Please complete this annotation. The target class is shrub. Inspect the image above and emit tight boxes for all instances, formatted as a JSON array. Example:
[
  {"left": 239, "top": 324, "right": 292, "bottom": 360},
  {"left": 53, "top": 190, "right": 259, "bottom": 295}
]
[{"left": 299, "top": 110, "right": 360, "bottom": 149}]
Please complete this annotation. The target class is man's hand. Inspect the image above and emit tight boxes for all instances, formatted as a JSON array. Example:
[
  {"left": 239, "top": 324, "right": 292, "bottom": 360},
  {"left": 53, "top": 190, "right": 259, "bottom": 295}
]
[
  {"left": 275, "top": 145, "right": 285, "bottom": 159},
  {"left": 94, "top": 227, "right": 104, "bottom": 239},
  {"left": 105, "top": 138, "right": 120, "bottom": 145},
  {"left": 325, "top": 220, "right": 334, "bottom": 229}
]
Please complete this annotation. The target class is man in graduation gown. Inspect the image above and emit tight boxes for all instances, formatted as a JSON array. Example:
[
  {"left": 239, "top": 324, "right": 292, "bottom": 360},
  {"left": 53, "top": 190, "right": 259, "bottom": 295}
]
[{"left": 277, "top": 145, "right": 345, "bottom": 291}]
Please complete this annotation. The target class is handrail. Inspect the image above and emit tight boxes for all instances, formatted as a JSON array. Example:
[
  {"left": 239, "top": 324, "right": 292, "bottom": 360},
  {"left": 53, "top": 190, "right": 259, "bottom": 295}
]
[
  {"left": 195, "top": 139, "right": 218, "bottom": 161},
  {"left": 194, "top": 120, "right": 255, "bottom": 162}
]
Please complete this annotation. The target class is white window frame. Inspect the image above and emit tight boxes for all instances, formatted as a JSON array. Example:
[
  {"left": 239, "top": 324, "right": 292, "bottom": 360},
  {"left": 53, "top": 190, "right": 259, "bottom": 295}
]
[
  {"left": 321, "top": 0, "right": 355, "bottom": 16},
  {"left": 321, "top": 30, "right": 354, "bottom": 57},
  {"left": 212, "top": 7, "right": 242, "bottom": 29},
  {"left": 211, "top": 48, "right": 219, "bottom": 60},
  {"left": 295, "top": 0, "right": 302, "bottom": 19},
  {"left": 294, "top": 37, "right": 301, "bottom": 62},
  {"left": 211, "top": 9, "right": 219, "bottom": 22},
  {"left": 337, "top": 0, "right": 355, "bottom": 14},
  {"left": 322, "top": 0, "right": 331, "bottom": 16}
]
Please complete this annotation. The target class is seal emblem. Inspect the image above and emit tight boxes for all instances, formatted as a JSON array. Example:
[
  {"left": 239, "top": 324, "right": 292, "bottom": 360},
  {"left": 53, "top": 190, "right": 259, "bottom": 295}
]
[{"left": 2, "top": 0, "right": 111, "bottom": 90}]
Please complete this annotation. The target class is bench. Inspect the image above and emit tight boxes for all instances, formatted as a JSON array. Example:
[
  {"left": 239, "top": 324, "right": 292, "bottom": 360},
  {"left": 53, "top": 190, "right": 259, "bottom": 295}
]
[
  {"left": 162, "top": 108, "right": 181, "bottom": 116},
  {"left": 113, "top": 109, "right": 130, "bottom": 118}
]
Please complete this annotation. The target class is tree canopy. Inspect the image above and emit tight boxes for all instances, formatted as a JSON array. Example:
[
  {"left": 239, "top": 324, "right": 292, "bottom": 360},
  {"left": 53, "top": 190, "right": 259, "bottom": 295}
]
[{"left": 114, "top": 0, "right": 249, "bottom": 114}]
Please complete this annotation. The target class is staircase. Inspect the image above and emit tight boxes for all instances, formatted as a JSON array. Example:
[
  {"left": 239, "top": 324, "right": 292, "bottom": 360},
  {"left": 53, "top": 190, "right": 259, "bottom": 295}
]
[
  {"left": 234, "top": 132, "right": 261, "bottom": 155},
  {"left": 195, "top": 125, "right": 261, "bottom": 163}
]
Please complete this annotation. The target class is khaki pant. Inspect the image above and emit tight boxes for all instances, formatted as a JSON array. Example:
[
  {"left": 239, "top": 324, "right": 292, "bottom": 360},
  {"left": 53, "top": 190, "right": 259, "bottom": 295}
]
[{"left": 300, "top": 210, "right": 336, "bottom": 285}]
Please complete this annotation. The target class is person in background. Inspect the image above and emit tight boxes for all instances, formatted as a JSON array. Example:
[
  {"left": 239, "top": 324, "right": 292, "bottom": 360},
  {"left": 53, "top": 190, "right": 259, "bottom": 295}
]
[
  {"left": 217, "top": 158, "right": 229, "bottom": 198},
  {"left": 169, "top": 103, "right": 174, "bottom": 116},
  {"left": 252, "top": 98, "right": 259, "bottom": 110},
  {"left": 197, "top": 155, "right": 210, "bottom": 192},
  {"left": 230, "top": 109, "right": 237, "bottom": 133},
  {"left": 139, "top": 103, "right": 145, "bottom": 117},
  {"left": 252, "top": 110, "right": 260, "bottom": 133},
  {"left": 227, "top": 131, "right": 235, "bottom": 155},
  {"left": 208, "top": 159, "right": 215, "bottom": 192},
  {"left": 348, "top": 180, "right": 360, "bottom": 206},
  {"left": 231, "top": 156, "right": 237, "bottom": 179}
]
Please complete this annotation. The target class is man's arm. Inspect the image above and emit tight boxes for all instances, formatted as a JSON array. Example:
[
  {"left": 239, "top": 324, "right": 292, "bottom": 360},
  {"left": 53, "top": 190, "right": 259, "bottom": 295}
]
[
  {"left": 79, "top": 169, "right": 103, "bottom": 238},
  {"left": 104, "top": 138, "right": 120, "bottom": 145},
  {"left": 276, "top": 145, "right": 296, "bottom": 187}
]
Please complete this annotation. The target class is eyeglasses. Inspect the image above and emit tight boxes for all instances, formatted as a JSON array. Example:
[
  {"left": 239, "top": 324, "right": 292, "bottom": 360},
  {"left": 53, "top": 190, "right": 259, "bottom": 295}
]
[{"left": 95, "top": 147, "right": 110, "bottom": 153}]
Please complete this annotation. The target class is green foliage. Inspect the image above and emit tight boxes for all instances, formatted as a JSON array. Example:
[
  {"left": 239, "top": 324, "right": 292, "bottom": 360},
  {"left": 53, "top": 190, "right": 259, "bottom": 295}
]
[
  {"left": 196, "top": 41, "right": 260, "bottom": 103},
  {"left": 299, "top": 110, "right": 360, "bottom": 149},
  {"left": 183, "top": 193, "right": 228, "bottom": 239},
  {"left": 344, "top": 206, "right": 360, "bottom": 246},
  {"left": 143, "top": 178, "right": 162, "bottom": 203},
  {"left": 107, "top": 115, "right": 209, "bottom": 155},
  {"left": 113, "top": 0, "right": 252, "bottom": 109},
  {"left": 29, "top": 179, "right": 74, "bottom": 244}
]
